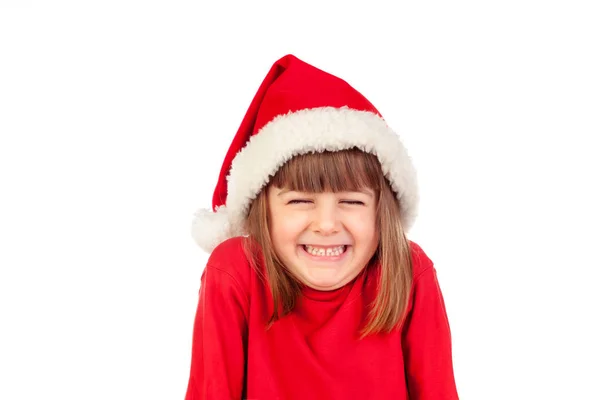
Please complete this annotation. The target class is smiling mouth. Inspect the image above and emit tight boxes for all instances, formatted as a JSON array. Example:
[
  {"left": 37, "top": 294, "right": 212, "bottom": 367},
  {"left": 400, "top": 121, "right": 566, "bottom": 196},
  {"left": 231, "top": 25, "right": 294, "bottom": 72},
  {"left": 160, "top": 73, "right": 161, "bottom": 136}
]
[{"left": 302, "top": 245, "right": 348, "bottom": 257}]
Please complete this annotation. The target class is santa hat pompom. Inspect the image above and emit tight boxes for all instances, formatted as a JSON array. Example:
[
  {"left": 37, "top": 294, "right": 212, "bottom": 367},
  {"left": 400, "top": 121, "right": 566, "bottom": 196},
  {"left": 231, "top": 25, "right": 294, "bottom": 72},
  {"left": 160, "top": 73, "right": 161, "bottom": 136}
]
[{"left": 191, "top": 206, "right": 233, "bottom": 253}]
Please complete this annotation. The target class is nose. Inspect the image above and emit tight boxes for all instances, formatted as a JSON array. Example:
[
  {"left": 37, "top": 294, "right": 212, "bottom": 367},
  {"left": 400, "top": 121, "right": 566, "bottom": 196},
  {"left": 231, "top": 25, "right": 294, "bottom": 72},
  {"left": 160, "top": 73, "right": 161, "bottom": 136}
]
[{"left": 311, "top": 200, "right": 340, "bottom": 235}]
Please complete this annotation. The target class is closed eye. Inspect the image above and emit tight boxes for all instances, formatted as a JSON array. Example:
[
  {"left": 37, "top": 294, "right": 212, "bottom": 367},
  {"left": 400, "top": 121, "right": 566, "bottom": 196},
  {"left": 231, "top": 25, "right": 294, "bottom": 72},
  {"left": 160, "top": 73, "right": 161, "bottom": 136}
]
[
  {"left": 341, "top": 200, "right": 365, "bottom": 205},
  {"left": 287, "top": 199, "right": 313, "bottom": 204}
]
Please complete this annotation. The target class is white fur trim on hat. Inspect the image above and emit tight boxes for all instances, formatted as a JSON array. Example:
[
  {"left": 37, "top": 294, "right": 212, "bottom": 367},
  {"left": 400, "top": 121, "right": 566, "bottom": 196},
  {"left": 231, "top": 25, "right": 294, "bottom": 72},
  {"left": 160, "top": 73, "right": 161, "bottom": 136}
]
[{"left": 192, "top": 106, "right": 419, "bottom": 253}]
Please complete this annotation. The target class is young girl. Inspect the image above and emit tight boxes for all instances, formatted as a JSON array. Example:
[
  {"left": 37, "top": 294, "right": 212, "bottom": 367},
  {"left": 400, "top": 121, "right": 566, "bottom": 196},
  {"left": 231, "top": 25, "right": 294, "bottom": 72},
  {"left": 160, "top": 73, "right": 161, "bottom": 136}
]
[{"left": 185, "top": 54, "right": 459, "bottom": 399}]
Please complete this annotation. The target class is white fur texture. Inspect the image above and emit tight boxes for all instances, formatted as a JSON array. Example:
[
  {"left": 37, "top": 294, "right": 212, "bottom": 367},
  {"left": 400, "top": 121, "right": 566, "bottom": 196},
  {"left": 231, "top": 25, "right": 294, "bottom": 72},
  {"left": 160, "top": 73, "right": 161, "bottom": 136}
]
[
  {"left": 192, "top": 106, "right": 419, "bottom": 253},
  {"left": 191, "top": 206, "right": 236, "bottom": 253}
]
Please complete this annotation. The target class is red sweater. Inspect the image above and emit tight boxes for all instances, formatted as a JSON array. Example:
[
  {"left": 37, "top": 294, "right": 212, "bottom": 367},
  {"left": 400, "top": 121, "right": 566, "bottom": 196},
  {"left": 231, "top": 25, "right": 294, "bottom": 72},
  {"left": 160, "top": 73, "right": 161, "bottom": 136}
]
[{"left": 184, "top": 237, "right": 458, "bottom": 399}]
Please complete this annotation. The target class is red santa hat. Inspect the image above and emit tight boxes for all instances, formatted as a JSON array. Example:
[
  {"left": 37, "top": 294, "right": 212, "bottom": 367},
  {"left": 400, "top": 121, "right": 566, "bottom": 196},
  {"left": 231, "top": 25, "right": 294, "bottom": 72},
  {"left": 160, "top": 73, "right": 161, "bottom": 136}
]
[{"left": 192, "top": 54, "right": 419, "bottom": 253}]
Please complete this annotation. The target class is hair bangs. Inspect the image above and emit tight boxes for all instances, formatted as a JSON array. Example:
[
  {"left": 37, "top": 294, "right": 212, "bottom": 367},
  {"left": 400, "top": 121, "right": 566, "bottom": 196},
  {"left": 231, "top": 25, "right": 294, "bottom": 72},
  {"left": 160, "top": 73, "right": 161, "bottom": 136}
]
[{"left": 270, "top": 148, "right": 383, "bottom": 193}]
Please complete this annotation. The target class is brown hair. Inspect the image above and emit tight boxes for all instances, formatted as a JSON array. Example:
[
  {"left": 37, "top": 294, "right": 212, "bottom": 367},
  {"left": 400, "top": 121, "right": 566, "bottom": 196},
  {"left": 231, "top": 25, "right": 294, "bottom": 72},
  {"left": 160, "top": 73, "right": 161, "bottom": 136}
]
[{"left": 244, "top": 148, "right": 413, "bottom": 338}]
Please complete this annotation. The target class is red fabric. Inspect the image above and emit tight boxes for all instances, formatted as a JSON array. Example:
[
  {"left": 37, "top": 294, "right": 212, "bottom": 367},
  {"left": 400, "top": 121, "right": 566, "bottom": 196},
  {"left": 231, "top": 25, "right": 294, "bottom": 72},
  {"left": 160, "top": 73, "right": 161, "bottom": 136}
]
[
  {"left": 184, "top": 237, "right": 459, "bottom": 399},
  {"left": 211, "top": 54, "right": 382, "bottom": 210}
]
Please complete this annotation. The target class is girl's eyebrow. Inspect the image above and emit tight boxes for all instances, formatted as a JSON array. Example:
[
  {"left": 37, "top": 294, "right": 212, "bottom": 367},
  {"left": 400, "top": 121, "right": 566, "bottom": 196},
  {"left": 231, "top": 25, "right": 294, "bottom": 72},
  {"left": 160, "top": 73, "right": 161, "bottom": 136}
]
[
  {"left": 277, "top": 189, "right": 375, "bottom": 197},
  {"left": 343, "top": 189, "right": 374, "bottom": 197},
  {"left": 276, "top": 188, "right": 292, "bottom": 196}
]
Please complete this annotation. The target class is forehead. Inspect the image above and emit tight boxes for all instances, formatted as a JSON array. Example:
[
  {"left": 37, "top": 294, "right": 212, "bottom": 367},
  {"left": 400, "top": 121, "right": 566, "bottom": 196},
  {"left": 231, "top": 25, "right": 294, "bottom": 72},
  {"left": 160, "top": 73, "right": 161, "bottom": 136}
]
[{"left": 269, "top": 149, "right": 383, "bottom": 193}]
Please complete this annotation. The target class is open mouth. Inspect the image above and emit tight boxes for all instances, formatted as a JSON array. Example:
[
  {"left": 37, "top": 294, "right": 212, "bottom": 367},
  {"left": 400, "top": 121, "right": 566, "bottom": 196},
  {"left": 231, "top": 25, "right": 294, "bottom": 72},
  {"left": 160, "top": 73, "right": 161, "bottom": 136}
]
[{"left": 302, "top": 244, "right": 348, "bottom": 257}]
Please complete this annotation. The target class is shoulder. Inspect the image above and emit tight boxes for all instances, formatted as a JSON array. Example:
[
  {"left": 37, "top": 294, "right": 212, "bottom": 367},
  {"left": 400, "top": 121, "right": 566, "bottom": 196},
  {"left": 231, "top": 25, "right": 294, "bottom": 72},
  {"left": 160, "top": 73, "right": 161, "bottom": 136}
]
[
  {"left": 408, "top": 240, "right": 435, "bottom": 280},
  {"left": 207, "top": 236, "right": 249, "bottom": 265},
  {"left": 205, "top": 236, "right": 254, "bottom": 290}
]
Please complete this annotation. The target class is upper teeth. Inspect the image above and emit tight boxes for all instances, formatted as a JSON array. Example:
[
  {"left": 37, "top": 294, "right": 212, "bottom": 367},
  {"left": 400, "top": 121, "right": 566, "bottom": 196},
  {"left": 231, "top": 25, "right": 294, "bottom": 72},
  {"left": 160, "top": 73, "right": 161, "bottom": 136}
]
[{"left": 305, "top": 245, "right": 345, "bottom": 256}]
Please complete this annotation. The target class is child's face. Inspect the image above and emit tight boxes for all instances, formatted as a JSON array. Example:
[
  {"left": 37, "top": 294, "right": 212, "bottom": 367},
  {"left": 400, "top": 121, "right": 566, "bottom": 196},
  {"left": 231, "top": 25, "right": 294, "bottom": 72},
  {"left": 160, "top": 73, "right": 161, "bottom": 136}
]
[{"left": 267, "top": 186, "right": 379, "bottom": 291}]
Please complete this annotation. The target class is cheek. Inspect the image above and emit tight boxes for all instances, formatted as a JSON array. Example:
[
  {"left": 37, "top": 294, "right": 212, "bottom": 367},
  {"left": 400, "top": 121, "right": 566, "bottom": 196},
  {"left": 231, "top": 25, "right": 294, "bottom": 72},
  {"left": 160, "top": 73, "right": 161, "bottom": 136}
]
[
  {"left": 270, "top": 213, "right": 304, "bottom": 246},
  {"left": 360, "top": 226, "right": 379, "bottom": 249},
  {"left": 356, "top": 222, "right": 379, "bottom": 258},
  {"left": 268, "top": 221, "right": 288, "bottom": 259},
  {"left": 348, "top": 212, "right": 378, "bottom": 239}
]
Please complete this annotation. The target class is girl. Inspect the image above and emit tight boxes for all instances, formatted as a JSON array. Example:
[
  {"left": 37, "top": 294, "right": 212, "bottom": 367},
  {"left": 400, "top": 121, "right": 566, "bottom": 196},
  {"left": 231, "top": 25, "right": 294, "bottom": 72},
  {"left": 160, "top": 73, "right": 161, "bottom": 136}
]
[{"left": 185, "top": 54, "right": 459, "bottom": 399}]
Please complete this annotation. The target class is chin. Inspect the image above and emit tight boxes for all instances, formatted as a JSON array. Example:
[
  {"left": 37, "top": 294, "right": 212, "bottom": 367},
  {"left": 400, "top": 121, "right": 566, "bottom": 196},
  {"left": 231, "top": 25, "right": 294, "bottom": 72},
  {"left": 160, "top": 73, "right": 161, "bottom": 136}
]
[
  {"left": 304, "top": 281, "right": 342, "bottom": 291},
  {"left": 301, "top": 271, "right": 352, "bottom": 291}
]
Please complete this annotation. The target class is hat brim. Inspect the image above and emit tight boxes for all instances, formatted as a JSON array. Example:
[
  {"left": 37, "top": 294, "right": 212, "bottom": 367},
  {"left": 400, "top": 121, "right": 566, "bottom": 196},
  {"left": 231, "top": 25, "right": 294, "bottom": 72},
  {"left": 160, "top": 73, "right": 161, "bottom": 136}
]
[{"left": 192, "top": 106, "right": 419, "bottom": 253}]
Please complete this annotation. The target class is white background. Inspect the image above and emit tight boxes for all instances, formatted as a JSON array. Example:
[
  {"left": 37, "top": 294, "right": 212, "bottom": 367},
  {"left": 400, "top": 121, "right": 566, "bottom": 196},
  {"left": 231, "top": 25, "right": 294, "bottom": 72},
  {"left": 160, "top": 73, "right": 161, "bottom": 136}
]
[{"left": 1, "top": 1, "right": 599, "bottom": 399}]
